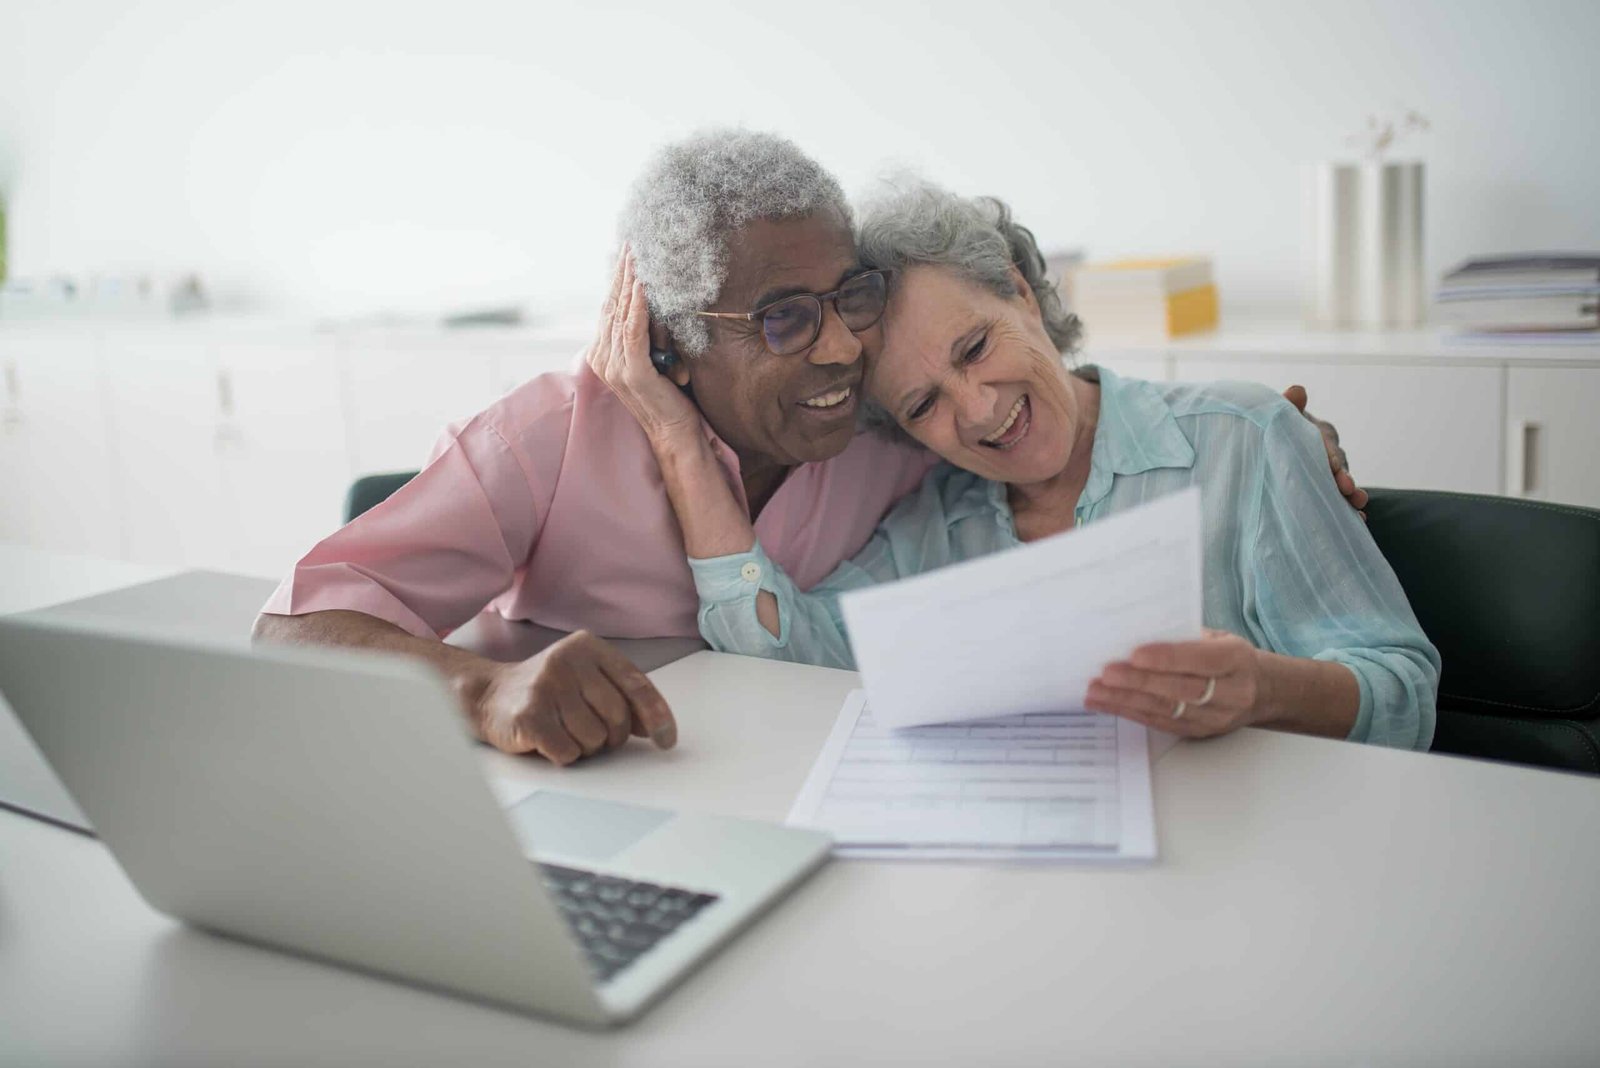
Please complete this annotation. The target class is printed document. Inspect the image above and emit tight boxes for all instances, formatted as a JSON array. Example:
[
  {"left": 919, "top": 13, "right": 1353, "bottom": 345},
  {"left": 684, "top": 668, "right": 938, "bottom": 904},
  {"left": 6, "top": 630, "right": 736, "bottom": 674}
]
[
  {"left": 788, "top": 691, "right": 1155, "bottom": 861},
  {"left": 837, "top": 487, "right": 1204, "bottom": 730}
]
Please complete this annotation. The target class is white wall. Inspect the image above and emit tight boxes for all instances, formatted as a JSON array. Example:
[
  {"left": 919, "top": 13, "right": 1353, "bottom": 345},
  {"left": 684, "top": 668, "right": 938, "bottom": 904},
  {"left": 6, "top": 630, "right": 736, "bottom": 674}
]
[{"left": 1, "top": 0, "right": 1596, "bottom": 319}]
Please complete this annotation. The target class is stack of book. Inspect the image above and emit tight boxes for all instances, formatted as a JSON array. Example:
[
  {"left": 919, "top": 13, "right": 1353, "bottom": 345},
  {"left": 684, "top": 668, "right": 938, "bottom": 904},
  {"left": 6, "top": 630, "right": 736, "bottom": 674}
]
[
  {"left": 1071, "top": 257, "right": 1218, "bottom": 341},
  {"left": 1435, "top": 255, "right": 1600, "bottom": 339}
]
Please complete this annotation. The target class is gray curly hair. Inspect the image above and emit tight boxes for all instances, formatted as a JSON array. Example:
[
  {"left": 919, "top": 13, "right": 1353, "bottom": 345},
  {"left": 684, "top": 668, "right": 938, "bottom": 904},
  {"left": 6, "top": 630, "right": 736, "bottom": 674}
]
[
  {"left": 855, "top": 181, "right": 1086, "bottom": 437},
  {"left": 618, "top": 129, "right": 851, "bottom": 357}
]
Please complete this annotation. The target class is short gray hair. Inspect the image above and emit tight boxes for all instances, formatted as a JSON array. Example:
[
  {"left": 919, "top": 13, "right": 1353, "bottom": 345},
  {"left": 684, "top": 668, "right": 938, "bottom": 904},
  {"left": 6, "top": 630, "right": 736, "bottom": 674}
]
[
  {"left": 855, "top": 180, "right": 1084, "bottom": 437},
  {"left": 618, "top": 129, "right": 851, "bottom": 357}
]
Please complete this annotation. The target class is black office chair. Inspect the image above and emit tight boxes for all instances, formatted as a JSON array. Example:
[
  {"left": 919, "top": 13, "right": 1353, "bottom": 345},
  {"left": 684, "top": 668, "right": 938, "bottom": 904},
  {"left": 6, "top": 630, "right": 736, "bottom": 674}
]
[
  {"left": 340, "top": 473, "right": 1600, "bottom": 773},
  {"left": 344, "top": 471, "right": 419, "bottom": 524},
  {"left": 1364, "top": 488, "right": 1600, "bottom": 775}
]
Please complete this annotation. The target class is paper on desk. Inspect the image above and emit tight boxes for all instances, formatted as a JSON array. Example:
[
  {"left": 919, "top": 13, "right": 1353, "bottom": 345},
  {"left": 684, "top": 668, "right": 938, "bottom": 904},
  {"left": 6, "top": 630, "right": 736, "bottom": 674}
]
[
  {"left": 837, "top": 487, "right": 1204, "bottom": 730},
  {"left": 788, "top": 691, "right": 1155, "bottom": 861}
]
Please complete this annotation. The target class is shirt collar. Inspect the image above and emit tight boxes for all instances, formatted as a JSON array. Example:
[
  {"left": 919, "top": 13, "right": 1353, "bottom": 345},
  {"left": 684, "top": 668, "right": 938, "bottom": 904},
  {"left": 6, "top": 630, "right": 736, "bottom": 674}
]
[{"left": 1079, "top": 366, "right": 1196, "bottom": 508}]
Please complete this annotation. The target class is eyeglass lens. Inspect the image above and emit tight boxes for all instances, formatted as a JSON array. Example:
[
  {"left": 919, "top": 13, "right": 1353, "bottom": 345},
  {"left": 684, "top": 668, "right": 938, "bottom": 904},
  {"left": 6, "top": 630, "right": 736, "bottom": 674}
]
[{"left": 761, "top": 271, "right": 888, "bottom": 355}]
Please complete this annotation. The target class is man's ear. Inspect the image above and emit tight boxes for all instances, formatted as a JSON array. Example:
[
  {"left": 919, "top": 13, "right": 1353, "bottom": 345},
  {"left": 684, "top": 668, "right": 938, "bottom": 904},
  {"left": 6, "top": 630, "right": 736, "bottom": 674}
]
[{"left": 649, "top": 322, "right": 692, "bottom": 388}]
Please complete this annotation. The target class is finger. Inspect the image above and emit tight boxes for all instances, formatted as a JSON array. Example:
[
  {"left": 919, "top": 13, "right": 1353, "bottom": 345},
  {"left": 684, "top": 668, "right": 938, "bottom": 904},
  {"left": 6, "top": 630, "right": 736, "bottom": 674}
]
[
  {"left": 1283, "top": 385, "right": 1308, "bottom": 413},
  {"left": 1350, "top": 486, "right": 1369, "bottom": 509},
  {"left": 609, "top": 259, "right": 628, "bottom": 342},
  {"left": 1326, "top": 441, "right": 1349, "bottom": 475},
  {"left": 1096, "top": 663, "right": 1225, "bottom": 706},
  {"left": 609, "top": 257, "right": 635, "bottom": 360},
  {"left": 576, "top": 669, "right": 632, "bottom": 748},
  {"left": 516, "top": 707, "right": 583, "bottom": 766},
  {"left": 1087, "top": 681, "right": 1247, "bottom": 736},
  {"left": 482, "top": 714, "right": 536, "bottom": 754},
  {"left": 558, "top": 701, "right": 611, "bottom": 757},
  {"left": 626, "top": 276, "right": 650, "bottom": 350},
  {"left": 588, "top": 641, "right": 677, "bottom": 749},
  {"left": 1127, "top": 637, "right": 1243, "bottom": 676},
  {"left": 599, "top": 249, "right": 627, "bottom": 326},
  {"left": 1085, "top": 686, "right": 1206, "bottom": 737}
]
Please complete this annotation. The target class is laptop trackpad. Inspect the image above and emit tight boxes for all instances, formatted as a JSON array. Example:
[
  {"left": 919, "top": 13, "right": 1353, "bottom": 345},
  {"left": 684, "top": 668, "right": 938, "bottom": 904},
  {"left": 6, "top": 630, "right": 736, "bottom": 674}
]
[{"left": 503, "top": 790, "right": 674, "bottom": 863}]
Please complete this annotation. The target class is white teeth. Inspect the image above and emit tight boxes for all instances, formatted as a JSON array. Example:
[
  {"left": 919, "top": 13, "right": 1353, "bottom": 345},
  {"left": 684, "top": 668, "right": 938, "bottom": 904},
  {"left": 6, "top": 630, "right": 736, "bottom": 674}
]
[
  {"left": 981, "top": 396, "right": 1027, "bottom": 444},
  {"left": 801, "top": 386, "right": 852, "bottom": 409}
]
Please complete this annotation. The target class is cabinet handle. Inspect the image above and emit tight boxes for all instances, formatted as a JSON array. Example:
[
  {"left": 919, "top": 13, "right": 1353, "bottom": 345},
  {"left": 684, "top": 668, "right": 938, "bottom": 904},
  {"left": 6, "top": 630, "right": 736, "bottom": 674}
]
[
  {"left": 212, "top": 369, "right": 244, "bottom": 452},
  {"left": 1, "top": 360, "right": 21, "bottom": 431},
  {"left": 1510, "top": 420, "right": 1542, "bottom": 497}
]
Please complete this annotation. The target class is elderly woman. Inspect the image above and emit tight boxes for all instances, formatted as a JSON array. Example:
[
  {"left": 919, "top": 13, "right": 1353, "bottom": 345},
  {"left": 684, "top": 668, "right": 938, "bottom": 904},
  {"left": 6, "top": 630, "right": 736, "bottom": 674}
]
[{"left": 593, "top": 183, "right": 1440, "bottom": 750}]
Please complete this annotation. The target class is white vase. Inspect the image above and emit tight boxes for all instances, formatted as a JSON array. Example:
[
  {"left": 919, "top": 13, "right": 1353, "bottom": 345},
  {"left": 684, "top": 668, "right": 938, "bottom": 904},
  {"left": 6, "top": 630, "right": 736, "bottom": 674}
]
[
  {"left": 1304, "top": 162, "right": 1361, "bottom": 328},
  {"left": 1304, "top": 160, "right": 1425, "bottom": 329}
]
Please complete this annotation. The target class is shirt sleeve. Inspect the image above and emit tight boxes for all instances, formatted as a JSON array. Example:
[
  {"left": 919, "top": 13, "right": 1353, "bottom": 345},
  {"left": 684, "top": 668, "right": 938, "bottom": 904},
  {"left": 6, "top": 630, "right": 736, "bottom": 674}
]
[
  {"left": 259, "top": 417, "right": 542, "bottom": 639},
  {"left": 688, "top": 469, "right": 959, "bottom": 669},
  {"left": 1244, "top": 405, "right": 1441, "bottom": 750}
]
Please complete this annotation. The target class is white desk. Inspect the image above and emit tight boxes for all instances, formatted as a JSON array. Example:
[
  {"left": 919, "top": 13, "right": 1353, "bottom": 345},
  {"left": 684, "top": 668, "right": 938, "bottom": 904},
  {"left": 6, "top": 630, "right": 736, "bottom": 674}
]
[{"left": 3, "top": 551, "right": 1600, "bottom": 1065}]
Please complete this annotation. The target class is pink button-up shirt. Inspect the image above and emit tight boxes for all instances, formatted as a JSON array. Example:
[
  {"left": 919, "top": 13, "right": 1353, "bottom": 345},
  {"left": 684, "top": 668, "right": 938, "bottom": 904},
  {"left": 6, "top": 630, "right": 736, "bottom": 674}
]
[{"left": 263, "top": 354, "right": 937, "bottom": 640}]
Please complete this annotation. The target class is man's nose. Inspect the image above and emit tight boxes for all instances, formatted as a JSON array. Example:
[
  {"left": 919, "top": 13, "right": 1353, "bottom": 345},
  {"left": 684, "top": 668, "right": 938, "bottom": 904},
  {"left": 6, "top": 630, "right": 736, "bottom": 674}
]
[{"left": 806, "top": 303, "right": 863, "bottom": 368}]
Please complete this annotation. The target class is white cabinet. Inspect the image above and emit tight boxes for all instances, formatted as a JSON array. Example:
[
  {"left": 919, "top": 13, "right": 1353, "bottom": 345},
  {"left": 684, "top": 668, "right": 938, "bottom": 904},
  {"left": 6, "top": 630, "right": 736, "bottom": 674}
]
[
  {"left": 101, "top": 329, "right": 236, "bottom": 570},
  {"left": 100, "top": 328, "right": 352, "bottom": 578},
  {"left": 5, "top": 319, "right": 1597, "bottom": 577},
  {"left": 1505, "top": 367, "right": 1600, "bottom": 508},
  {"left": 340, "top": 333, "right": 498, "bottom": 475},
  {"left": 1167, "top": 359, "right": 1505, "bottom": 496},
  {"left": 0, "top": 326, "right": 121, "bottom": 557},
  {"left": 213, "top": 334, "right": 351, "bottom": 578},
  {"left": 486, "top": 329, "right": 589, "bottom": 399},
  {"left": 338, "top": 328, "right": 586, "bottom": 479}
]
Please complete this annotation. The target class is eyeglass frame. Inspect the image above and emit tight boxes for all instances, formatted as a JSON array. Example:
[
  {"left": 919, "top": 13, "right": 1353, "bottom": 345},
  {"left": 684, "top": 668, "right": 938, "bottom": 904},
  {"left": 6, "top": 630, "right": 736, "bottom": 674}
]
[{"left": 691, "top": 269, "right": 891, "bottom": 356}]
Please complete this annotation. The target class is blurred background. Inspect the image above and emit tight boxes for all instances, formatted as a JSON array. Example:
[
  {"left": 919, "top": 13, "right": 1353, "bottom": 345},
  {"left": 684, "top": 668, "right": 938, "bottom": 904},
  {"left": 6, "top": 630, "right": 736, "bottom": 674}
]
[
  {"left": 2, "top": 0, "right": 1595, "bottom": 317},
  {"left": 2, "top": 0, "right": 1597, "bottom": 579}
]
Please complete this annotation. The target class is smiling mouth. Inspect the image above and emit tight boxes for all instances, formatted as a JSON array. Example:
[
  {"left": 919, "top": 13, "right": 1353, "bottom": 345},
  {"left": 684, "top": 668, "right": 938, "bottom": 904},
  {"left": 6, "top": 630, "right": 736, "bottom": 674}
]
[
  {"left": 798, "top": 384, "right": 855, "bottom": 411},
  {"left": 980, "top": 395, "right": 1031, "bottom": 449}
]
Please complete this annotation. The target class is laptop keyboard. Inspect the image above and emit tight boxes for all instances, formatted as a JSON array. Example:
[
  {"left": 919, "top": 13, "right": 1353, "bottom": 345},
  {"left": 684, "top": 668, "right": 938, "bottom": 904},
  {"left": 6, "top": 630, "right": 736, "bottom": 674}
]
[{"left": 537, "top": 863, "right": 720, "bottom": 984}]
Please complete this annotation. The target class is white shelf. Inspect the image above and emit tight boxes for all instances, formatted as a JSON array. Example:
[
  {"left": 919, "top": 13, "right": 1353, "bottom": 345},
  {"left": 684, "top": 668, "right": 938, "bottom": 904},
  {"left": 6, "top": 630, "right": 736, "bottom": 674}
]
[{"left": 1084, "top": 317, "right": 1600, "bottom": 367}]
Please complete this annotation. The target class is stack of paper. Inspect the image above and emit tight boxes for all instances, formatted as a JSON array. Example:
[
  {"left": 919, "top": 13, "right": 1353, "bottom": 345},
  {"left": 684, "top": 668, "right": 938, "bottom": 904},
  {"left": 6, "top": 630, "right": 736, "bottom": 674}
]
[
  {"left": 1071, "top": 257, "right": 1219, "bottom": 341},
  {"left": 787, "top": 489, "right": 1206, "bottom": 862},
  {"left": 1436, "top": 254, "right": 1600, "bottom": 336},
  {"left": 788, "top": 692, "right": 1154, "bottom": 861}
]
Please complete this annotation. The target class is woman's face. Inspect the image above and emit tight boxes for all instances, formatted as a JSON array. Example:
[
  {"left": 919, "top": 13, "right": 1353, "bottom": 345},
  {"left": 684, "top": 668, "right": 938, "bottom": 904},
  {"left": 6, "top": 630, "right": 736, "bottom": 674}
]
[{"left": 867, "top": 265, "right": 1083, "bottom": 486}]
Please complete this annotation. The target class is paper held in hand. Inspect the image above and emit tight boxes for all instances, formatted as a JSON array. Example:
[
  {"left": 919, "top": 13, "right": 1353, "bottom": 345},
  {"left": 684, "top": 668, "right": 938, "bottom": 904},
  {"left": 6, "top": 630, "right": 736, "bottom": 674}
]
[{"left": 837, "top": 487, "right": 1205, "bottom": 730}]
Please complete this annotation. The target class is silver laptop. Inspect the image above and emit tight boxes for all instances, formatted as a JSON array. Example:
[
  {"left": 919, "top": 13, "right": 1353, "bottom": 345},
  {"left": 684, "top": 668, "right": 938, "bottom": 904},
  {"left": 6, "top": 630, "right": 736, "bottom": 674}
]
[{"left": 0, "top": 615, "right": 831, "bottom": 1027}]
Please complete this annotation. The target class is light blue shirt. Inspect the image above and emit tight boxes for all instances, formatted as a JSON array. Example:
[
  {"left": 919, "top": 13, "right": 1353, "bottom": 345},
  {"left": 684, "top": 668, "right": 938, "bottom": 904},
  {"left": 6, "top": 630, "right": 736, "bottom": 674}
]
[{"left": 690, "top": 368, "right": 1440, "bottom": 750}]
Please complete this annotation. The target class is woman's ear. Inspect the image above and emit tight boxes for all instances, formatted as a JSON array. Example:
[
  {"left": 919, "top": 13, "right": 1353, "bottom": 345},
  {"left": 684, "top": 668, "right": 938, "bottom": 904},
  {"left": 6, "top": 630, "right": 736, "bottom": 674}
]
[
  {"left": 649, "top": 322, "right": 693, "bottom": 388},
  {"left": 1008, "top": 264, "right": 1039, "bottom": 314}
]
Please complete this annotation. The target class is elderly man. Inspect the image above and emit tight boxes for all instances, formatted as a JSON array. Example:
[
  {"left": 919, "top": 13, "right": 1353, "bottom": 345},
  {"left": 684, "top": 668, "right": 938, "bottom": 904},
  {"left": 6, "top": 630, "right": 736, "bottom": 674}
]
[
  {"left": 255, "top": 130, "right": 933, "bottom": 765},
  {"left": 255, "top": 129, "right": 1360, "bottom": 766}
]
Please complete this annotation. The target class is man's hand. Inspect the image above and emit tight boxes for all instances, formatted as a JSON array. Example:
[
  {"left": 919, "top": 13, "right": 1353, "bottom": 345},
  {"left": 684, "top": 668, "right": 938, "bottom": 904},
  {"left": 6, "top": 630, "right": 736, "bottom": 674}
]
[
  {"left": 456, "top": 631, "right": 678, "bottom": 765},
  {"left": 1282, "top": 385, "right": 1369, "bottom": 519},
  {"left": 588, "top": 247, "right": 704, "bottom": 448}
]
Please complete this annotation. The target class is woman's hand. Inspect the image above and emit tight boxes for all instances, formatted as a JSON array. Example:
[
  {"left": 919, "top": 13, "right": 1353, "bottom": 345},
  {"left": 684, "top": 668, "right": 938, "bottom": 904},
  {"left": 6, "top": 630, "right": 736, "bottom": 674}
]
[
  {"left": 1085, "top": 629, "right": 1270, "bottom": 739},
  {"left": 586, "top": 248, "right": 704, "bottom": 447}
]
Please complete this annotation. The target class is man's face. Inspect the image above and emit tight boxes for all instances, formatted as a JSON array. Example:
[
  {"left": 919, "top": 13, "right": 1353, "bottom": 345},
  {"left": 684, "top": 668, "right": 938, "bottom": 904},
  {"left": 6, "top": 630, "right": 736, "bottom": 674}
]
[{"left": 678, "top": 209, "right": 878, "bottom": 468}]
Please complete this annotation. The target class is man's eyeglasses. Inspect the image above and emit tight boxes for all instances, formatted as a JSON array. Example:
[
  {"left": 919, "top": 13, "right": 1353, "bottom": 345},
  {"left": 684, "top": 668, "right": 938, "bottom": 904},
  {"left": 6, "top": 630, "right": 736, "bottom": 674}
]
[{"left": 695, "top": 269, "right": 889, "bottom": 357}]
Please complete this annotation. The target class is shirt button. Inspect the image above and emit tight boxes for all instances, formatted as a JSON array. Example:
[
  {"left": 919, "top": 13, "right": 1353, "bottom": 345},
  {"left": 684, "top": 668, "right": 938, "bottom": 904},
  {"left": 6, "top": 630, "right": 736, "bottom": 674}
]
[{"left": 740, "top": 562, "right": 762, "bottom": 584}]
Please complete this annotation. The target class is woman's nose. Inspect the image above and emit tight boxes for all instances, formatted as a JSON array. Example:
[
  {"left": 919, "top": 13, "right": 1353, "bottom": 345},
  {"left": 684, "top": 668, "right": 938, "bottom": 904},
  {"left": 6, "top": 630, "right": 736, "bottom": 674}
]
[{"left": 955, "top": 378, "right": 998, "bottom": 429}]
